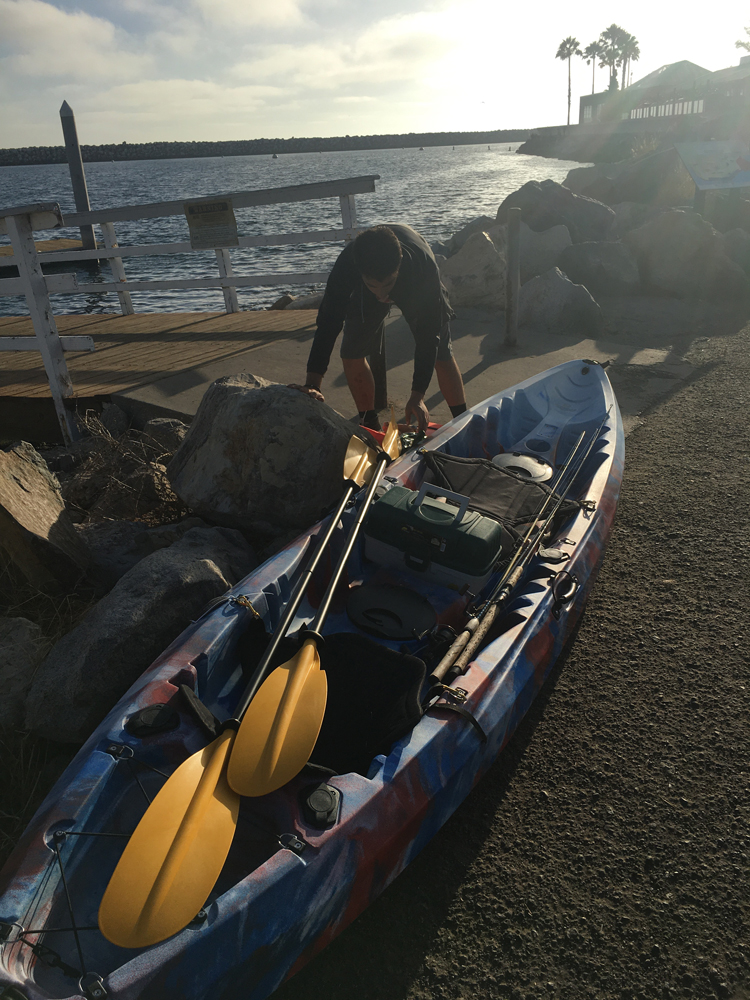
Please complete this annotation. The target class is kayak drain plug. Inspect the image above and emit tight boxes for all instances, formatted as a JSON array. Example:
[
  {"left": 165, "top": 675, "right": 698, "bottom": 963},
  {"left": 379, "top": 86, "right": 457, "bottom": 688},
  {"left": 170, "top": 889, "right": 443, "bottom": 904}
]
[{"left": 300, "top": 783, "right": 341, "bottom": 829}]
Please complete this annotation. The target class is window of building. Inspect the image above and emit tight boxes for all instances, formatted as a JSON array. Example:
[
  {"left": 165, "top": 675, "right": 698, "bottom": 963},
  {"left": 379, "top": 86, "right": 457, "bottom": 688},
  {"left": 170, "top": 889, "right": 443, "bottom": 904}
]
[
  {"left": 584, "top": 105, "right": 592, "bottom": 120},
  {"left": 697, "top": 99, "right": 704, "bottom": 112}
]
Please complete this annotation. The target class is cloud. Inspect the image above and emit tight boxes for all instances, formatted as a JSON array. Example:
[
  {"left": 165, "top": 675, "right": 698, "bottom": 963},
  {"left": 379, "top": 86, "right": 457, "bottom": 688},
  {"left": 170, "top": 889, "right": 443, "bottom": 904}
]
[
  {"left": 191, "top": 0, "right": 307, "bottom": 31},
  {"left": 0, "top": 0, "right": 150, "bottom": 81}
]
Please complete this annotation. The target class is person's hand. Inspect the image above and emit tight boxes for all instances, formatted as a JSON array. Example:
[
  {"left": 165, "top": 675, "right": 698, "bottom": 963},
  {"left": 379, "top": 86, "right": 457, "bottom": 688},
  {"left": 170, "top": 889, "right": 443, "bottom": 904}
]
[
  {"left": 404, "top": 391, "right": 429, "bottom": 433},
  {"left": 287, "top": 383, "right": 325, "bottom": 402}
]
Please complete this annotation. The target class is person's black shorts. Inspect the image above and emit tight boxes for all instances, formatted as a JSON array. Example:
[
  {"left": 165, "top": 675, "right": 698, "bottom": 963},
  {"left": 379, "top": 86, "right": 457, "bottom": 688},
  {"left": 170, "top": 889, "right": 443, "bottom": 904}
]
[{"left": 339, "top": 285, "right": 453, "bottom": 362}]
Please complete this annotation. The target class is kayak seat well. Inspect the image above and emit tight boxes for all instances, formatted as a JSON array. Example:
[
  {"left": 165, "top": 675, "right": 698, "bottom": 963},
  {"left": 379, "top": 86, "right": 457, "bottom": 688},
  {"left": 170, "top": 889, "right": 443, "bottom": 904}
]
[{"left": 238, "top": 630, "right": 425, "bottom": 776}]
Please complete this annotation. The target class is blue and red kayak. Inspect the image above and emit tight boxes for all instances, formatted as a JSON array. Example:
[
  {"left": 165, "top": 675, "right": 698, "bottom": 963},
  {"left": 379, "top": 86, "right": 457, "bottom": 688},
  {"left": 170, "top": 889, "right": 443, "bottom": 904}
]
[{"left": 0, "top": 359, "right": 623, "bottom": 1000}]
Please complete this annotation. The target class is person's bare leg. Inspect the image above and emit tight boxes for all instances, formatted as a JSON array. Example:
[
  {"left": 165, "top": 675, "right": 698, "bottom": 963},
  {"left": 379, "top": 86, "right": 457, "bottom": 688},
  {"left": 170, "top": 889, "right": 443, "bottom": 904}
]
[
  {"left": 435, "top": 357, "right": 466, "bottom": 408},
  {"left": 342, "top": 357, "right": 376, "bottom": 411}
]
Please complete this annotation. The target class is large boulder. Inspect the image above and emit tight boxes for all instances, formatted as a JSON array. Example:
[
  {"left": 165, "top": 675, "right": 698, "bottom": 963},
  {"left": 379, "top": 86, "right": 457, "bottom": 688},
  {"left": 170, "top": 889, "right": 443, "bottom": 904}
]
[
  {"left": 721, "top": 228, "right": 750, "bottom": 275},
  {"left": 25, "top": 526, "right": 256, "bottom": 743},
  {"left": 557, "top": 241, "right": 640, "bottom": 297},
  {"left": 0, "top": 617, "right": 51, "bottom": 727},
  {"left": 516, "top": 221, "right": 572, "bottom": 283},
  {"left": 622, "top": 210, "right": 750, "bottom": 300},
  {"left": 167, "top": 375, "right": 364, "bottom": 533},
  {"left": 563, "top": 147, "right": 694, "bottom": 208},
  {"left": 496, "top": 179, "right": 615, "bottom": 244},
  {"left": 0, "top": 441, "right": 91, "bottom": 590},
  {"left": 442, "top": 216, "right": 497, "bottom": 256},
  {"left": 608, "top": 202, "right": 664, "bottom": 240},
  {"left": 141, "top": 417, "right": 189, "bottom": 461},
  {"left": 518, "top": 267, "right": 603, "bottom": 336},
  {"left": 439, "top": 231, "right": 506, "bottom": 310},
  {"left": 75, "top": 515, "right": 207, "bottom": 588}
]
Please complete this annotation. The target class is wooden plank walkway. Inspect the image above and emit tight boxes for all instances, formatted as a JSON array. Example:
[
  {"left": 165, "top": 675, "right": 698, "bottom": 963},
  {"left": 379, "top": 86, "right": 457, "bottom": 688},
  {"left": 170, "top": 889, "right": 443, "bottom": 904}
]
[{"left": 0, "top": 311, "right": 317, "bottom": 399}]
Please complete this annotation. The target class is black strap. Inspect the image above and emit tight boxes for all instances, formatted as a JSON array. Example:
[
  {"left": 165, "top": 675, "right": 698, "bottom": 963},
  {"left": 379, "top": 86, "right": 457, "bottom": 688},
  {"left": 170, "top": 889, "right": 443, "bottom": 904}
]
[{"left": 425, "top": 685, "right": 487, "bottom": 744}]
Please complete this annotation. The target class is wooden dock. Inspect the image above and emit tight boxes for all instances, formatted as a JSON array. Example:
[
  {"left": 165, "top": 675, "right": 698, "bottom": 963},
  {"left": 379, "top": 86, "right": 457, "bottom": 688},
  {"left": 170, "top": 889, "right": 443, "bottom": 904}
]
[
  {"left": 0, "top": 310, "right": 317, "bottom": 399},
  {"left": 0, "top": 310, "right": 318, "bottom": 441}
]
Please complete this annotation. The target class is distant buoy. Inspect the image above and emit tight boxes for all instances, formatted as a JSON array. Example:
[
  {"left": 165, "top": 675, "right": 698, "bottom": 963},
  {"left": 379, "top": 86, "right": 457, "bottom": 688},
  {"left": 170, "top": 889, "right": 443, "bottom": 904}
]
[
  {"left": 419, "top": 146, "right": 424, "bottom": 150},
  {"left": 272, "top": 153, "right": 278, "bottom": 159}
]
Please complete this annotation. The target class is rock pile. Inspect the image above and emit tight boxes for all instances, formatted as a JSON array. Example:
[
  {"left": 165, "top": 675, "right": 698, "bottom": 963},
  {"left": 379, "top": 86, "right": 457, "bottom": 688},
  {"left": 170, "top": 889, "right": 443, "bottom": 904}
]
[
  {"left": 0, "top": 381, "right": 370, "bottom": 742},
  {"left": 426, "top": 168, "right": 750, "bottom": 334}
]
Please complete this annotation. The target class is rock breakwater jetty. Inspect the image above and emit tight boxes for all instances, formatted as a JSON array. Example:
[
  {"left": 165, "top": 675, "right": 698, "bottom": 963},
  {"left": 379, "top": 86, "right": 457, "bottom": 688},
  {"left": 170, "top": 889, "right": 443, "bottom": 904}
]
[{"left": 0, "top": 129, "right": 529, "bottom": 168}]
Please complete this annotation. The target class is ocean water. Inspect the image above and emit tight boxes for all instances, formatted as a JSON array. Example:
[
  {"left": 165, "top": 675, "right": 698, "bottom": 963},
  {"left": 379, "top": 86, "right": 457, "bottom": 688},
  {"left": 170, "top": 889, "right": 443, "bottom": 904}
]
[{"left": 0, "top": 143, "right": 585, "bottom": 315}]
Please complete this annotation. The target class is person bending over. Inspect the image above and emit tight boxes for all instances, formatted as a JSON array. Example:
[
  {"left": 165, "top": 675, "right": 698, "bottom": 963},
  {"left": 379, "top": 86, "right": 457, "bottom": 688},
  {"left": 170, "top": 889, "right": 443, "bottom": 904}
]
[{"left": 290, "top": 224, "right": 466, "bottom": 432}]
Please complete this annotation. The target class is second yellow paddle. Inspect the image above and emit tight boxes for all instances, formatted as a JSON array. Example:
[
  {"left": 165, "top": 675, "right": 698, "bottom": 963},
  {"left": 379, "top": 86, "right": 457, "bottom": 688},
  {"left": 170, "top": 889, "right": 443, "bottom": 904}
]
[{"left": 226, "top": 413, "right": 400, "bottom": 797}]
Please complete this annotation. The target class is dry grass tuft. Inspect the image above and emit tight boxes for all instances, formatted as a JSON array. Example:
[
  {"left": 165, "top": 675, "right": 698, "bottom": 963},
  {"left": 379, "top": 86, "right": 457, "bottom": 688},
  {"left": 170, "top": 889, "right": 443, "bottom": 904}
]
[{"left": 61, "top": 410, "right": 189, "bottom": 527}]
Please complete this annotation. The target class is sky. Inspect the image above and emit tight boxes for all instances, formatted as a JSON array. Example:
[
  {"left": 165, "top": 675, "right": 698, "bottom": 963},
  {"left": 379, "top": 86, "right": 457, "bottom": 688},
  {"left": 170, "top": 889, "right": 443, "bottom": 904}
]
[{"left": 1, "top": 0, "right": 748, "bottom": 147}]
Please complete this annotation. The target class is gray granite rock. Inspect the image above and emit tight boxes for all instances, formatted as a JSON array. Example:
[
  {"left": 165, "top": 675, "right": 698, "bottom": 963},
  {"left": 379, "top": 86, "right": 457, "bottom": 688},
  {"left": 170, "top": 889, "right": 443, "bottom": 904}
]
[
  {"left": 99, "top": 402, "right": 129, "bottom": 438},
  {"left": 0, "top": 617, "right": 51, "bottom": 727},
  {"left": 518, "top": 267, "right": 603, "bottom": 336},
  {"left": 623, "top": 210, "right": 750, "bottom": 300},
  {"left": 439, "top": 231, "right": 505, "bottom": 310},
  {"left": 0, "top": 441, "right": 91, "bottom": 591},
  {"left": 167, "top": 374, "right": 362, "bottom": 533},
  {"left": 75, "top": 516, "right": 207, "bottom": 587},
  {"left": 497, "top": 179, "right": 615, "bottom": 244},
  {"left": 25, "top": 526, "right": 256, "bottom": 742},
  {"left": 557, "top": 241, "right": 640, "bottom": 297},
  {"left": 721, "top": 228, "right": 750, "bottom": 275},
  {"left": 142, "top": 417, "right": 189, "bottom": 460}
]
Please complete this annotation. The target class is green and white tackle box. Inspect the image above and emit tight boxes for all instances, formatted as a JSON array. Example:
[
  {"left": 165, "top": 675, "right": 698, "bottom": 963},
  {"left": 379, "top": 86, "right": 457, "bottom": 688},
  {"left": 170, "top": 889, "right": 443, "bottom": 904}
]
[{"left": 363, "top": 483, "right": 510, "bottom": 591}]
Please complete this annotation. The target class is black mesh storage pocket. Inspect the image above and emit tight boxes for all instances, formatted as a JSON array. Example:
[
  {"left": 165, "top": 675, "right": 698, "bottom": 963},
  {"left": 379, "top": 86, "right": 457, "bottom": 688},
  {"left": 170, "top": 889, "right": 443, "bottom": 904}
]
[{"left": 421, "top": 451, "right": 580, "bottom": 529}]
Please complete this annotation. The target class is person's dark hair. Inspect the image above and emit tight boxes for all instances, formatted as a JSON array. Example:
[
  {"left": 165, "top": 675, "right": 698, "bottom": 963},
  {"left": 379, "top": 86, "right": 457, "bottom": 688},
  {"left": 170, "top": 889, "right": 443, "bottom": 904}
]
[{"left": 353, "top": 226, "right": 402, "bottom": 280}]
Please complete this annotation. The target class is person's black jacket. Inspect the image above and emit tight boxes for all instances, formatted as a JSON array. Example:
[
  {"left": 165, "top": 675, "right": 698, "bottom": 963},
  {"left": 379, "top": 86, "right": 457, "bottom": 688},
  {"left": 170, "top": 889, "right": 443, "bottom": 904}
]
[{"left": 306, "top": 224, "right": 454, "bottom": 394}]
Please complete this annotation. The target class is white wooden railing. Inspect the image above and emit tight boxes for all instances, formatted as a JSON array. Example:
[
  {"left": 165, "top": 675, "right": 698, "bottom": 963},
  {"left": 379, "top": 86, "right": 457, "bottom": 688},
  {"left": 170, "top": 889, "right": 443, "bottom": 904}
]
[{"left": 0, "top": 175, "right": 379, "bottom": 443}]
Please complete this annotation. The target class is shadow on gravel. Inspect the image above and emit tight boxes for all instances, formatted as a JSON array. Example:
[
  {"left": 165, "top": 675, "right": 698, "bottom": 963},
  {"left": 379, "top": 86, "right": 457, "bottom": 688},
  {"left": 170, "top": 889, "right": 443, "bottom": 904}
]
[{"left": 272, "top": 618, "right": 587, "bottom": 1000}]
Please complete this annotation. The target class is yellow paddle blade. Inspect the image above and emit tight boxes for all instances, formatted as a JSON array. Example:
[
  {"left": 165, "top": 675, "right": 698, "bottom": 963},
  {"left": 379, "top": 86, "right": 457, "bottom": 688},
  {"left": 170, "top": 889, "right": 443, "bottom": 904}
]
[
  {"left": 227, "top": 637, "right": 328, "bottom": 797},
  {"left": 342, "top": 434, "right": 377, "bottom": 486},
  {"left": 383, "top": 407, "right": 401, "bottom": 460},
  {"left": 98, "top": 729, "right": 239, "bottom": 949}
]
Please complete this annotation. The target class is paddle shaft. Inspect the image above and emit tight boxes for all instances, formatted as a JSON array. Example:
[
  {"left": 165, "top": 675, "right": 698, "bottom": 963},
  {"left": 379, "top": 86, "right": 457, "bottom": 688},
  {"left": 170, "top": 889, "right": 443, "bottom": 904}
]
[
  {"left": 310, "top": 453, "right": 390, "bottom": 630},
  {"left": 233, "top": 477, "right": 364, "bottom": 720}
]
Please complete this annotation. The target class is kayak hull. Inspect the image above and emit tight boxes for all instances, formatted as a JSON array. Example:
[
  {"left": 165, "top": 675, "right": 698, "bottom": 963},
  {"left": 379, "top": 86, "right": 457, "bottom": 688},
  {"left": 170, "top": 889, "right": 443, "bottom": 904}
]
[{"left": 0, "top": 359, "right": 624, "bottom": 1000}]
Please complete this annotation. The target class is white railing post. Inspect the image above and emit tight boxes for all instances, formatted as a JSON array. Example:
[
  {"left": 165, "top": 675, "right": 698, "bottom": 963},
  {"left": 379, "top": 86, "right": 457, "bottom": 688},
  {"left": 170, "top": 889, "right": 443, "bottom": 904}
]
[
  {"left": 4, "top": 206, "right": 79, "bottom": 444},
  {"left": 215, "top": 248, "right": 240, "bottom": 313},
  {"left": 99, "top": 221, "right": 134, "bottom": 315},
  {"left": 339, "top": 194, "right": 358, "bottom": 241}
]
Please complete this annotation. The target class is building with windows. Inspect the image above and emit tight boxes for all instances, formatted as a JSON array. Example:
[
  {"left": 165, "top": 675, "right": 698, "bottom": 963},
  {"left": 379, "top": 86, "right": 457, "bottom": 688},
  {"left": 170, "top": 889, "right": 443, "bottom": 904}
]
[{"left": 579, "top": 56, "right": 750, "bottom": 129}]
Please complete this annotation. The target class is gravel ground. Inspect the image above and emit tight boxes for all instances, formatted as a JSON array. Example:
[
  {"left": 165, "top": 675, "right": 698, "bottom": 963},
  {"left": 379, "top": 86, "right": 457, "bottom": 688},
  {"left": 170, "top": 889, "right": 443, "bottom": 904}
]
[{"left": 274, "top": 325, "right": 750, "bottom": 1000}]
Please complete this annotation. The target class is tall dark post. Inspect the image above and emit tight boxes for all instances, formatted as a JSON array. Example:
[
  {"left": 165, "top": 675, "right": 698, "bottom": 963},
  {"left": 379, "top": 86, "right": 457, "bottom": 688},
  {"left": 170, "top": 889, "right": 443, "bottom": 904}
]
[{"left": 59, "top": 101, "right": 96, "bottom": 250}]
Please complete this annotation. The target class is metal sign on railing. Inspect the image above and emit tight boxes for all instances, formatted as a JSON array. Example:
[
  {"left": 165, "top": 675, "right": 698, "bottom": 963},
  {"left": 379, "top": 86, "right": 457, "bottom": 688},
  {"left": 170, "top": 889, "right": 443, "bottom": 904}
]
[
  {"left": 184, "top": 198, "right": 239, "bottom": 249},
  {"left": 0, "top": 175, "right": 379, "bottom": 443}
]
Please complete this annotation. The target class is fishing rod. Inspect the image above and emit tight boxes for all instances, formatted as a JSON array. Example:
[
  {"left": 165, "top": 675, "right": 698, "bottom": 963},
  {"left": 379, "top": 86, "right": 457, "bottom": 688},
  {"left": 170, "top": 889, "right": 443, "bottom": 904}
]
[{"left": 429, "top": 410, "right": 611, "bottom": 687}]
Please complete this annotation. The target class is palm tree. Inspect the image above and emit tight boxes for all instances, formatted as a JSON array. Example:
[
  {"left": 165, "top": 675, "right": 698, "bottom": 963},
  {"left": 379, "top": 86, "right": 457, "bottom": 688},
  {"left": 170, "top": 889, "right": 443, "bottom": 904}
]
[
  {"left": 737, "top": 26, "right": 750, "bottom": 52},
  {"left": 599, "top": 23, "right": 628, "bottom": 90},
  {"left": 583, "top": 40, "right": 606, "bottom": 93},
  {"left": 620, "top": 33, "right": 640, "bottom": 88},
  {"left": 556, "top": 36, "right": 582, "bottom": 125}
]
